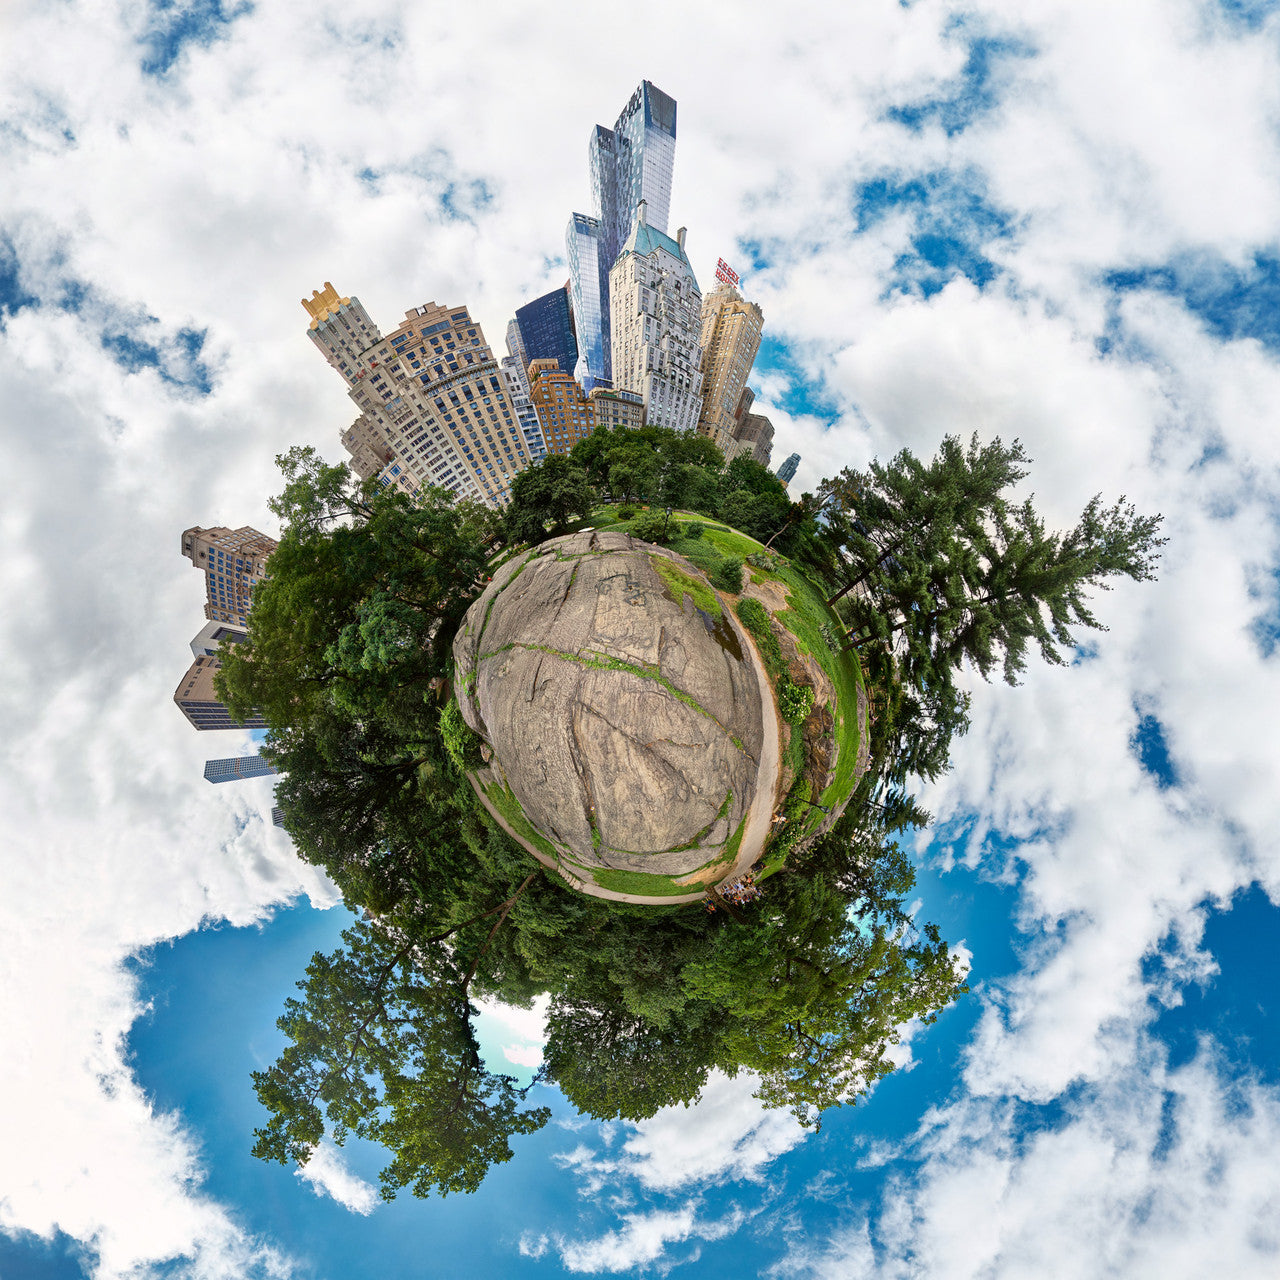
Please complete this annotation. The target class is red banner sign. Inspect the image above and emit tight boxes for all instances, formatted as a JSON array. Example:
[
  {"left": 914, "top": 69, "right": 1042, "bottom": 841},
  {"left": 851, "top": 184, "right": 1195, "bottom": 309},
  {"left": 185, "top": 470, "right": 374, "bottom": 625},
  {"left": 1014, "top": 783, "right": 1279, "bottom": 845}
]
[{"left": 715, "top": 258, "right": 740, "bottom": 288}]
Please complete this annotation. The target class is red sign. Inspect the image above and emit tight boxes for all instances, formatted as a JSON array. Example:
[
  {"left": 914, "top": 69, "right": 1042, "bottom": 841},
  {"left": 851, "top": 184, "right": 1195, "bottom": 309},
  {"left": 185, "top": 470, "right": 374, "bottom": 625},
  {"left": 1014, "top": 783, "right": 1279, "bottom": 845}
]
[{"left": 715, "top": 258, "right": 740, "bottom": 288}]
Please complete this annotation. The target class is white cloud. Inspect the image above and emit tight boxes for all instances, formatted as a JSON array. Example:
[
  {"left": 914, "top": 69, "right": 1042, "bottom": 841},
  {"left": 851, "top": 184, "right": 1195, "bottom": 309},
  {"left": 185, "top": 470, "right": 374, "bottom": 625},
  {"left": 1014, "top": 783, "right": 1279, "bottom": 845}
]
[
  {"left": 776, "top": 1043, "right": 1280, "bottom": 1279},
  {"left": 294, "top": 1143, "right": 379, "bottom": 1216},
  {"left": 3, "top": 0, "right": 1280, "bottom": 1274}
]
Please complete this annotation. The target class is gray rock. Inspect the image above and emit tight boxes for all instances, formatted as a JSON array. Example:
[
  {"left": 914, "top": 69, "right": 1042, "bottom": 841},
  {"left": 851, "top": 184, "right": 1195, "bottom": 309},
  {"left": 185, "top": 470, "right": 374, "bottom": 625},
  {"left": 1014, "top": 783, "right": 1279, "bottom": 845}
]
[{"left": 453, "top": 532, "right": 770, "bottom": 887}]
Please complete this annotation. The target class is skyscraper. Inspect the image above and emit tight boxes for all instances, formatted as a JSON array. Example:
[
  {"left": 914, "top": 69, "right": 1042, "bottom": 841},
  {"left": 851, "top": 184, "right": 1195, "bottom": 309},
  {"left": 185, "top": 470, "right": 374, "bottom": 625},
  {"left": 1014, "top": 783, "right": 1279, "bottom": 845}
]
[
  {"left": 729, "top": 412, "right": 775, "bottom": 467},
  {"left": 204, "top": 753, "right": 278, "bottom": 783},
  {"left": 566, "top": 82, "right": 678, "bottom": 389},
  {"left": 697, "top": 282, "right": 763, "bottom": 451},
  {"left": 173, "top": 653, "right": 266, "bottom": 731},
  {"left": 776, "top": 452, "right": 801, "bottom": 485},
  {"left": 306, "top": 283, "right": 531, "bottom": 509},
  {"left": 515, "top": 285, "right": 578, "bottom": 384},
  {"left": 181, "top": 526, "right": 277, "bottom": 627},
  {"left": 609, "top": 204, "right": 703, "bottom": 433}
]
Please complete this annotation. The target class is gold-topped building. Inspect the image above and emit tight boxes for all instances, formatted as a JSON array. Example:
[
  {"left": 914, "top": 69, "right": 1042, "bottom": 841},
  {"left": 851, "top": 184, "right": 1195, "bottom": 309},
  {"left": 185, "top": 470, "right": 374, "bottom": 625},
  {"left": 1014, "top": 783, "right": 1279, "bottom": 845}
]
[{"left": 304, "top": 283, "right": 531, "bottom": 508}]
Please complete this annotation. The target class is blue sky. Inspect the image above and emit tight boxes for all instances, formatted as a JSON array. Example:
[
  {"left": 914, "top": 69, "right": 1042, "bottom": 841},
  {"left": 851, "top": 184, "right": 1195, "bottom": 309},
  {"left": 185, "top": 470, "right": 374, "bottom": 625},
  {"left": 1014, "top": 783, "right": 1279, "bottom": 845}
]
[{"left": 3, "top": 1, "right": 1280, "bottom": 1276}]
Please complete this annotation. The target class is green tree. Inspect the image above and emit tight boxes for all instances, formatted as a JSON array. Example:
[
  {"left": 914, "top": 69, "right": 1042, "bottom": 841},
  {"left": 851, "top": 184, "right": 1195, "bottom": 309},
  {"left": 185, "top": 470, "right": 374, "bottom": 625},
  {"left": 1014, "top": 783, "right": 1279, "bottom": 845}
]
[
  {"left": 252, "top": 892, "right": 549, "bottom": 1201},
  {"left": 542, "top": 990, "right": 726, "bottom": 1121},
  {"left": 607, "top": 445, "right": 661, "bottom": 505},
  {"left": 819, "top": 434, "right": 1030, "bottom": 608},
  {"left": 503, "top": 455, "right": 596, "bottom": 545},
  {"left": 687, "top": 852, "right": 966, "bottom": 1127}
]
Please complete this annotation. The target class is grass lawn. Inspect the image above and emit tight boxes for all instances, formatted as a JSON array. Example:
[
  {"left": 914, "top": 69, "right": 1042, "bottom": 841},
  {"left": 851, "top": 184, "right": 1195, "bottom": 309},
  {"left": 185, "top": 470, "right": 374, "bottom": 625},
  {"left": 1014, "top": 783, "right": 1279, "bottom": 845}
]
[
  {"left": 590, "top": 867, "right": 701, "bottom": 897},
  {"left": 772, "top": 563, "right": 864, "bottom": 832}
]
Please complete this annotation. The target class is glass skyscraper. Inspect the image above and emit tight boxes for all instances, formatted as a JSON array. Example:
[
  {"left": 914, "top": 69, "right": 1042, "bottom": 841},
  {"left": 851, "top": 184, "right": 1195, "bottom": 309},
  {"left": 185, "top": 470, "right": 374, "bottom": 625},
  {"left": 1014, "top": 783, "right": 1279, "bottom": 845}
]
[
  {"left": 566, "top": 81, "right": 678, "bottom": 390},
  {"left": 776, "top": 452, "right": 801, "bottom": 484},
  {"left": 203, "top": 753, "right": 278, "bottom": 783},
  {"left": 515, "top": 285, "right": 579, "bottom": 384}
]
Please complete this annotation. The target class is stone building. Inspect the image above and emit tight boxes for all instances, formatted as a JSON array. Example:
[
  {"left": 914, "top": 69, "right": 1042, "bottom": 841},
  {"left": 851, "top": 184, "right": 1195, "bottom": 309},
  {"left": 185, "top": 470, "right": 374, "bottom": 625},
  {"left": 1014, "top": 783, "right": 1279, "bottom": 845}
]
[
  {"left": 305, "top": 283, "right": 531, "bottom": 509},
  {"left": 609, "top": 202, "right": 703, "bottom": 433}
]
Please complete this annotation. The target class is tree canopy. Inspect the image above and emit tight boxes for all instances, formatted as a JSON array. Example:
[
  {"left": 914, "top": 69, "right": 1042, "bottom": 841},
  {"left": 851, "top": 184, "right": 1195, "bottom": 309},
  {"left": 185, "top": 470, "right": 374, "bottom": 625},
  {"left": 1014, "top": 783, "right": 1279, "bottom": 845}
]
[{"left": 224, "top": 425, "right": 1164, "bottom": 1203}]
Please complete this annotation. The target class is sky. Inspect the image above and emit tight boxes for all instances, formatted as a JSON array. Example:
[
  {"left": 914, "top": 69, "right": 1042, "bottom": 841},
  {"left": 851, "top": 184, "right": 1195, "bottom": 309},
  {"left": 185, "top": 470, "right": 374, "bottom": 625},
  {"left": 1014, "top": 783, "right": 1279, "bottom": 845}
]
[{"left": 2, "top": 0, "right": 1280, "bottom": 1275}]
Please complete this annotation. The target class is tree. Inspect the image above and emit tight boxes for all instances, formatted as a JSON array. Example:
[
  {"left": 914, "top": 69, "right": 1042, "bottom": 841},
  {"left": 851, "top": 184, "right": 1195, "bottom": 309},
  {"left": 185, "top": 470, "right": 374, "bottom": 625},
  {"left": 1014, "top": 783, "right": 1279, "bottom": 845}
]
[
  {"left": 683, "top": 856, "right": 966, "bottom": 1127},
  {"left": 503, "top": 455, "right": 596, "bottom": 545},
  {"left": 252, "top": 896, "right": 549, "bottom": 1201},
  {"left": 819, "top": 434, "right": 1030, "bottom": 608},
  {"left": 542, "top": 991, "right": 726, "bottom": 1121},
  {"left": 845, "top": 490, "right": 1166, "bottom": 685},
  {"left": 606, "top": 445, "right": 661, "bottom": 505}
]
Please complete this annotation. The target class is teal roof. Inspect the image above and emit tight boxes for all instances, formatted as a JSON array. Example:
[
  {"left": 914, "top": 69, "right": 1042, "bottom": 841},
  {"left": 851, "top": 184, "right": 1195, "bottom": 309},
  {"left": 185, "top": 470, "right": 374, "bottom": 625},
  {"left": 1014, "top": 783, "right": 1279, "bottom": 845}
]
[{"left": 620, "top": 221, "right": 699, "bottom": 290}]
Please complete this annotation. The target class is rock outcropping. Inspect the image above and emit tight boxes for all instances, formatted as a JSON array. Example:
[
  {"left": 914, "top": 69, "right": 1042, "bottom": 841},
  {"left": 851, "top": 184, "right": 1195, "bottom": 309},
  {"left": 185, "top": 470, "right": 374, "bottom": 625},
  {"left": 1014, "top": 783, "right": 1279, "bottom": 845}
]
[{"left": 453, "top": 531, "right": 773, "bottom": 892}]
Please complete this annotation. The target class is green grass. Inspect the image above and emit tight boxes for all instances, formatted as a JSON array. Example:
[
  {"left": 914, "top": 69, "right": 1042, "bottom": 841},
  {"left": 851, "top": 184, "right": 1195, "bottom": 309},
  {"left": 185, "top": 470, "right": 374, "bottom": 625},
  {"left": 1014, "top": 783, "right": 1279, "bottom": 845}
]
[
  {"left": 772, "top": 564, "right": 864, "bottom": 819},
  {"left": 649, "top": 556, "right": 722, "bottom": 617},
  {"left": 703, "top": 525, "right": 768, "bottom": 560},
  {"left": 483, "top": 780, "right": 560, "bottom": 862},
  {"left": 589, "top": 867, "right": 700, "bottom": 897}
]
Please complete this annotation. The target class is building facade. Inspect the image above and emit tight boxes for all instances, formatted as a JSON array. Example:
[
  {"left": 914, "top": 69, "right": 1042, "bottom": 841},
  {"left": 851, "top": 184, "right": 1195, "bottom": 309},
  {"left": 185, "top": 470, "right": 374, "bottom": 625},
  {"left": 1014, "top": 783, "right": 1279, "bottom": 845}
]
[
  {"left": 588, "top": 386, "right": 645, "bottom": 432},
  {"left": 527, "top": 359, "right": 595, "bottom": 455},
  {"left": 566, "top": 82, "right": 678, "bottom": 388},
  {"left": 515, "top": 286, "right": 578, "bottom": 384},
  {"left": 204, "top": 753, "right": 279, "bottom": 783},
  {"left": 306, "top": 283, "right": 531, "bottom": 509},
  {"left": 173, "top": 654, "right": 266, "bottom": 731},
  {"left": 609, "top": 205, "right": 703, "bottom": 433},
  {"left": 181, "top": 526, "right": 276, "bottom": 627},
  {"left": 500, "top": 357, "right": 547, "bottom": 461},
  {"left": 697, "top": 283, "right": 764, "bottom": 449},
  {"left": 729, "top": 411, "right": 775, "bottom": 467},
  {"left": 776, "top": 452, "right": 801, "bottom": 485}
]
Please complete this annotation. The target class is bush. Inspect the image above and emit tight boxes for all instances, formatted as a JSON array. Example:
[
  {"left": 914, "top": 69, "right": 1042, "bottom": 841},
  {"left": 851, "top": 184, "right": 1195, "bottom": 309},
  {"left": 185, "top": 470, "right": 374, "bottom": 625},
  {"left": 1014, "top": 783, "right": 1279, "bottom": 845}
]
[
  {"left": 778, "top": 681, "right": 816, "bottom": 724},
  {"left": 685, "top": 521, "right": 705, "bottom": 540},
  {"left": 629, "top": 509, "right": 681, "bottom": 544},
  {"left": 712, "top": 556, "right": 743, "bottom": 593},
  {"left": 440, "top": 697, "right": 483, "bottom": 772},
  {"left": 617, "top": 506, "right": 636, "bottom": 521},
  {"left": 746, "top": 550, "right": 779, "bottom": 571}
]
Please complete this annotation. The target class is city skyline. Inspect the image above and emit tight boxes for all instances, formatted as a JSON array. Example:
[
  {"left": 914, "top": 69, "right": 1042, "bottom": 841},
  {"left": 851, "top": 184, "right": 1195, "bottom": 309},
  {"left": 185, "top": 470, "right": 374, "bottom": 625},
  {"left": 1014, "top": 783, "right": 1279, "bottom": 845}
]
[{"left": 5, "top": 9, "right": 1280, "bottom": 1280}]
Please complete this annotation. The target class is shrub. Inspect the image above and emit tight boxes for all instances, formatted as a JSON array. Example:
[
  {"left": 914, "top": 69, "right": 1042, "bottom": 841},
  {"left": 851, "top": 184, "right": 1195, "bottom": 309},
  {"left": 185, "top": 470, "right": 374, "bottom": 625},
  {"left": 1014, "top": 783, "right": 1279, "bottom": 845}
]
[
  {"left": 440, "top": 697, "right": 483, "bottom": 772},
  {"left": 685, "top": 521, "right": 705, "bottom": 540},
  {"left": 617, "top": 506, "right": 636, "bottom": 520},
  {"left": 778, "top": 680, "right": 816, "bottom": 724},
  {"left": 746, "top": 550, "right": 779, "bottom": 572},
  {"left": 630, "top": 509, "right": 681, "bottom": 543},
  {"left": 712, "top": 556, "right": 744, "bottom": 593}
]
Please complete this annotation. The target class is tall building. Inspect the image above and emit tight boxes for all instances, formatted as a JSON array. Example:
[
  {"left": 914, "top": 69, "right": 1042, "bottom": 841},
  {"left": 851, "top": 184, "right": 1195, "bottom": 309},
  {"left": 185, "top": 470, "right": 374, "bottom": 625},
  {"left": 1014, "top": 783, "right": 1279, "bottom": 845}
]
[
  {"left": 588, "top": 386, "right": 645, "bottom": 432},
  {"left": 173, "top": 653, "right": 266, "bottom": 731},
  {"left": 609, "top": 204, "right": 703, "bottom": 433},
  {"left": 566, "top": 82, "right": 678, "bottom": 389},
  {"left": 697, "top": 282, "right": 763, "bottom": 450},
  {"left": 306, "top": 283, "right": 531, "bottom": 509},
  {"left": 505, "top": 319, "right": 530, "bottom": 395},
  {"left": 776, "top": 452, "right": 801, "bottom": 485},
  {"left": 204, "top": 753, "right": 278, "bottom": 783},
  {"left": 189, "top": 619, "right": 248, "bottom": 659},
  {"left": 514, "top": 285, "right": 578, "bottom": 384},
  {"left": 500, "top": 357, "right": 547, "bottom": 461},
  {"left": 527, "top": 359, "right": 595, "bottom": 455},
  {"left": 565, "top": 214, "right": 609, "bottom": 391},
  {"left": 729, "top": 412, "right": 775, "bottom": 467},
  {"left": 271, "top": 807, "right": 286, "bottom": 828},
  {"left": 181, "top": 527, "right": 276, "bottom": 627}
]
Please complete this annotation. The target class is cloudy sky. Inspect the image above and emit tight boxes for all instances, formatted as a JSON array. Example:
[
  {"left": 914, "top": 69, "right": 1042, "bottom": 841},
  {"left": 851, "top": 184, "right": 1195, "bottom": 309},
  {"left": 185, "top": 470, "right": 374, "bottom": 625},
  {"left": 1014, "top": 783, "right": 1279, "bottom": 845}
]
[{"left": 3, "top": 0, "right": 1280, "bottom": 1276}]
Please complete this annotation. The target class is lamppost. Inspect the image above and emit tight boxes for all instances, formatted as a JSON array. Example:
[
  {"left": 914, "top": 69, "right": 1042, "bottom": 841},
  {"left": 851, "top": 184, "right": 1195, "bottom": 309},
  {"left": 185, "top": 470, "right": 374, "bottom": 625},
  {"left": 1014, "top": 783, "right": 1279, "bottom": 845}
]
[{"left": 663, "top": 505, "right": 672, "bottom": 538}]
